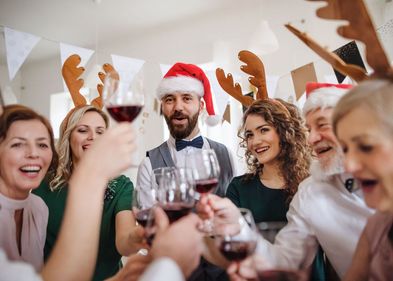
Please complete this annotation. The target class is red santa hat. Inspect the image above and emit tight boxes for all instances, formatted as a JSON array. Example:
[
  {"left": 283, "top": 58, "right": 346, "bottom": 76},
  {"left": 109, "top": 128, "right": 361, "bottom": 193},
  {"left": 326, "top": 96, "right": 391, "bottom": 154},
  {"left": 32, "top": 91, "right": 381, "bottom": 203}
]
[
  {"left": 303, "top": 82, "right": 353, "bottom": 116},
  {"left": 157, "top": 63, "right": 220, "bottom": 126}
]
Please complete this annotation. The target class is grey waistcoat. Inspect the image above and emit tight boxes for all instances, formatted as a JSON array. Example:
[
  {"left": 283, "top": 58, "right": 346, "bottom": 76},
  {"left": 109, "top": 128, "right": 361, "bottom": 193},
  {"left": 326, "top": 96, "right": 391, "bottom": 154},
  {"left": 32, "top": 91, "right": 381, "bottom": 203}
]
[{"left": 146, "top": 138, "right": 233, "bottom": 197}]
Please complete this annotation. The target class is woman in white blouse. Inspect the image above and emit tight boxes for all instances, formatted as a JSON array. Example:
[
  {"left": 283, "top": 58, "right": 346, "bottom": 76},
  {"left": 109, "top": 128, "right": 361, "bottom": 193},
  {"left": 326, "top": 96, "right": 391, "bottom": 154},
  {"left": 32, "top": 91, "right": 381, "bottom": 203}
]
[{"left": 0, "top": 104, "right": 57, "bottom": 270}]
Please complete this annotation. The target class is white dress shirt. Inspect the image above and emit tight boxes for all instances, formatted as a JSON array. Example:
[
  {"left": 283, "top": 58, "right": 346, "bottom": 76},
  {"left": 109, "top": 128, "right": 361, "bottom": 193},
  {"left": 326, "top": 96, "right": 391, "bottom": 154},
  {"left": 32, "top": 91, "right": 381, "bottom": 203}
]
[
  {"left": 256, "top": 173, "right": 374, "bottom": 278},
  {"left": 136, "top": 134, "right": 236, "bottom": 205}
]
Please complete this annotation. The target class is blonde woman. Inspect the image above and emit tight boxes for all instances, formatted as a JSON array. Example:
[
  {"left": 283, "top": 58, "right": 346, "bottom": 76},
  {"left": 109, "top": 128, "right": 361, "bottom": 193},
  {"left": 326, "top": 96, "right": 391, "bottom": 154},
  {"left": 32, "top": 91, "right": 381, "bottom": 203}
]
[
  {"left": 34, "top": 105, "right": 145, "bottom": 281},
  {"left": 332, "top": 79, "right": 393, "bottom": 281}
]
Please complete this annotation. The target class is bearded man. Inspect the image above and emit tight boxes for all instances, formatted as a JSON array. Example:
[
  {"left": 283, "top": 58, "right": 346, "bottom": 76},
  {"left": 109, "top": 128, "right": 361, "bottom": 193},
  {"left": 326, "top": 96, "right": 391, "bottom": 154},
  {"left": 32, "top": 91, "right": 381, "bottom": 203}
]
[
  {"left": 214, "top": 83, "right": 375, "bottom": 280},
  {"left": 137, "top": 63, "right": 233, "bottom": 199}
]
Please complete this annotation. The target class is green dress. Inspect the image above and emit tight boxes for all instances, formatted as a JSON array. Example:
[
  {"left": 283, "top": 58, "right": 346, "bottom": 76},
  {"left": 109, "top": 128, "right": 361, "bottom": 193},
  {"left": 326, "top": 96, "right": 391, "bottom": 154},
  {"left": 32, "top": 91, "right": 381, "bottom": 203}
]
[
  {"left": 226, "top": 174, "right": 326, "bottom": 281},
  {"left": 33, "top": 175, "right": 133, "bottom": 281}
]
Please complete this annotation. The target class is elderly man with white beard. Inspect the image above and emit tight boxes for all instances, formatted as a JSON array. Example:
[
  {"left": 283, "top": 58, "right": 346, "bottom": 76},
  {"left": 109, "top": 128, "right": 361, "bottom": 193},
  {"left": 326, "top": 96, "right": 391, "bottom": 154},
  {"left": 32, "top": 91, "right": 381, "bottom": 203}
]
[{"left": 201, "top": 83, "right": 375, "bottom": 280}]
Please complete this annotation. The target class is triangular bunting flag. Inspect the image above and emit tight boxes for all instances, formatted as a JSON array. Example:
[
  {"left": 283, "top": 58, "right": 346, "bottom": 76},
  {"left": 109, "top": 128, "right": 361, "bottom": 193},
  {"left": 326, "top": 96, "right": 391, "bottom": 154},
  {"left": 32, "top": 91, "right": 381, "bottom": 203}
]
[
  {"left": 59, "top": 43, "right": 94, "bottom": 92},
  {"left": 266, "top": 75, "right": 279, "bottom": 98},
  {"left": 159, "top": 64, "right": 171, "bottom": 77},
  {"left": 205, "top": 70, "right": 229, "bottom": 118},
  {"left": 4, "top": 27, "right": 41, "bottom": 81},
  {"left": 290, "top": 62, "right": 317, "bottom": 100},
  {"left": 110, "top": 54, "right": 145, "bottom": 82},
  {"left": 333, "top": 41, "right": 366, "bottom": 83},
  {"left": 222, "top": 104, "right": 231, "bottom": 124}
]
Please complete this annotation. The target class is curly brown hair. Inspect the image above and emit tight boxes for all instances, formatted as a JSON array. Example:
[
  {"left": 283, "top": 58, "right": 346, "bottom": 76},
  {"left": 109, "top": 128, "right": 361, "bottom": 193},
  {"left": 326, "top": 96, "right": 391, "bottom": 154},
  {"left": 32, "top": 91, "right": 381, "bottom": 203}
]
[{"left": 238, "top": 99, "right": 312, "bottom": 201}]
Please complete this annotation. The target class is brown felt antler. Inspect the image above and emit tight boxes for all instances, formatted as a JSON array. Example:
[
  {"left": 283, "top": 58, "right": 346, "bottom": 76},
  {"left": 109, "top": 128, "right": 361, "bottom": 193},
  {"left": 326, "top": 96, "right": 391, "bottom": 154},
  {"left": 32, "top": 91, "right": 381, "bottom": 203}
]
[
  {"left": 216, "top": 50, "right": 268, "bottom": 107},
  {"left": 306, "top": 0, "right": 393, "bottom": 78},
  {"left": 62, "top": 54, "right": 87, "bottom": 107},
  {"left": 94, "top": 63, "right": 119, "bottom": 108},
  {"left": 285, "top": 23, "right": 367, "bottom": 82}
]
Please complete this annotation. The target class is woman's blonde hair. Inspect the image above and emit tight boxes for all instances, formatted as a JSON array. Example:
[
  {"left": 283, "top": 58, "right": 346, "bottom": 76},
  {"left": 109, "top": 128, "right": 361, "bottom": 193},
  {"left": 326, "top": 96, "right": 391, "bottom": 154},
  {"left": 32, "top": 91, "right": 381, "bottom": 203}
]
[
  {"left": 332, "top": 78, "right": 393, "bottom": 211},
  {"left": 50, "top": 105, "right": 109, "bottom": 190},
  {"left": 239, "top": 99, "right": 312, "bottom": 201}
]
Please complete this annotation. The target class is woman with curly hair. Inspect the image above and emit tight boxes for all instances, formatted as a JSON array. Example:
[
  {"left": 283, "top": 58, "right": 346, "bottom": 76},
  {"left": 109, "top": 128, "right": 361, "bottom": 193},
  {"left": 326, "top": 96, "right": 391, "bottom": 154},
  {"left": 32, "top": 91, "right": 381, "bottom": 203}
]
[
  {"left": 226, "top": 99, "right": 311, "bottom": 222},
  {"left": 33, "top": 105, "right": 145, "bottom": 281},
  {"left": 226, "top": 99, "right": 325, "bottom": 280}
]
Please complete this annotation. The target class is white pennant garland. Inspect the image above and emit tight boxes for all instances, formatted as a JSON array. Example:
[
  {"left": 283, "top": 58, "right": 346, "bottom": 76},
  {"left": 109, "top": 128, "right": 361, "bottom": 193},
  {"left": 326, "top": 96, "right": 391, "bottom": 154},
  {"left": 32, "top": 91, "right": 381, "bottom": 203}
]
[
  {"left": 4, "top": 27, "right": 41, "bottom": 81},
  {"left": 59, "top": 42, "right": 95, "bottom": 92},
  {"left": 111, "top": 54, "right": 145, "bottom": 82}
]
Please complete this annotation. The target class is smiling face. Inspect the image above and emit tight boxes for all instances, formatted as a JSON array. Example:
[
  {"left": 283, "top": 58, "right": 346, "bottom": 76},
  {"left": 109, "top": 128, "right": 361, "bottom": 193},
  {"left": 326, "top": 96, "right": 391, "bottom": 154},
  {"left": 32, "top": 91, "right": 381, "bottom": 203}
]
[
  {"left": 336, "top": 105, "right": 391, "bottom": 208},
  {"left": 0, "top": 120, "right": 53, "bottom": 199},
  {"left": 69, "top": 111, "right": 106, "bottom": 166},
  {"left": 306, "top": 108, "right": 344, "bottom": 177},
  {"left": 161, "top": 92, "right": 203, "bottom": 140},
  {"left": 244, "top": 114, "right": 281, "bottom": 167}
]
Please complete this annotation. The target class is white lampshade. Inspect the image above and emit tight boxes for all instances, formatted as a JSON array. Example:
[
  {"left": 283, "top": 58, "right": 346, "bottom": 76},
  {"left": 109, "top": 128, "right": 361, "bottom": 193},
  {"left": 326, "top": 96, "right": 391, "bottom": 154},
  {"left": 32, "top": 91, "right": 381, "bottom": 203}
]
[{"left": 249, "top": 20, "right": 279, "bottom": 55}]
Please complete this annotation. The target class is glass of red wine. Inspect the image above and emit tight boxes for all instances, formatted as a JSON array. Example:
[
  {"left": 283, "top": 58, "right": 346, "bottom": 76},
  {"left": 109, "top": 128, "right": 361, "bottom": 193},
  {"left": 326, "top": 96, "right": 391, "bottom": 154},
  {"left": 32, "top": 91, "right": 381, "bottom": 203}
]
[
  {"left": 132, "top": 187, "right": 156, "bottom": 228},
  {"left": 214, "top": 208, "right": 258, "bottom": 263},
  {"left": 186, "top": 149, "right": 220, "bottom": 233},
  {"left": 103, "top": 70, "right": 144, "bottom": 166},
  {"left": 256, "top": 225, "right": 312, "bottom": 281},
  {"left": 155, "top": 167, "right": 195, "bottom": 224}
]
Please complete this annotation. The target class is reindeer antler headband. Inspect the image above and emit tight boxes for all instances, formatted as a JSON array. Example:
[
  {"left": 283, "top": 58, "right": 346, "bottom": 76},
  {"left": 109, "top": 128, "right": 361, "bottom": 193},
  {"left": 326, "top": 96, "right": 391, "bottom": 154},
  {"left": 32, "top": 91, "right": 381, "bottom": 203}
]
[
  {"left": 61, "top": 54, "right": 119, "bottom": 109},
  {"left": 286, "top": 0, "right": 393, "bottom": 82},
  {"left": 216, "top": 50, "right": 290, "bottom": 115}
]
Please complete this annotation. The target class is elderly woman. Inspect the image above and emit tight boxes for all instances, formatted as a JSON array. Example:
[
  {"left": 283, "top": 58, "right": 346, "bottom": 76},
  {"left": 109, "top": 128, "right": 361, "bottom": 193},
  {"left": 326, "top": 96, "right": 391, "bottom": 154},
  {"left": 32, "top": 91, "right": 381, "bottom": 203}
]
[
  {"left": 332, "top": 78, "right": 393, "bottom": 281},
  {"left": 34, "top": 105, "right": 144, "bottom": 281},
  {"left": 0, "top": 104, "right": 57, "bottom": 270}
]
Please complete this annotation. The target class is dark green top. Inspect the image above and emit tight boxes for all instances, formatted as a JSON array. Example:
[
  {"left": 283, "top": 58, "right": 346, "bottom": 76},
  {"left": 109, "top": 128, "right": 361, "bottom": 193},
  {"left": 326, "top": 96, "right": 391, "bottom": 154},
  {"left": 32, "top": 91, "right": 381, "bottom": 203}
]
[
  {"left": 226, "top": 174, "right": 326, "bottom": 281},
  {"left": 226, "top": 174, "right": 288, "bottom": 223},
  {"left": 33, "top": 175, "right": 133, "bottom": 281}
]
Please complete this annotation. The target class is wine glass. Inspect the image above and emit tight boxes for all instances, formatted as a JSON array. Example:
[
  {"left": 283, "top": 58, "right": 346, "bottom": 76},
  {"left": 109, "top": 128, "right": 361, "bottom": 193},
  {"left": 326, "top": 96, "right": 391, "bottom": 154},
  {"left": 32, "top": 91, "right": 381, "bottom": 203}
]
[
  {"left": 132, "top": 187, "right": 156, "bottom": 228},
  {"left": 186, "top": 149, "right": 220, "bottom": 232},
  {"left": 156, "top": 167, "right": 195, "bottom": 224},
  {"left": 214, "top": 208, "right": 258, "bottom": 262},
  {"left": 103, "top": 71, "right": 144, "bottom": 122},
  {"left": 103, "top": 71, "right": 144, "bottom": 166},
  {"left": 151, "top": 167, "right": 176, "bottom": 191},
  {"left": 256, "top": 223, "right": 312, "bottom": 281}
]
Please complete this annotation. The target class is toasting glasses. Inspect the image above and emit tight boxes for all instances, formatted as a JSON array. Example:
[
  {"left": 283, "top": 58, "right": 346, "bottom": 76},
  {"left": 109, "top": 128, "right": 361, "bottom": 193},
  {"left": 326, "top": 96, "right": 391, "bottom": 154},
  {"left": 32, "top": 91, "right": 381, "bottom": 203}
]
[
  {"left": 214, "top": 208, "right": 258, "bottom": 263},
  {"left": 103, "top": 71, "right": 144, "bottom": 166},
  {"left": 186, "top": 149, "right": 220, "bottom": 232}
]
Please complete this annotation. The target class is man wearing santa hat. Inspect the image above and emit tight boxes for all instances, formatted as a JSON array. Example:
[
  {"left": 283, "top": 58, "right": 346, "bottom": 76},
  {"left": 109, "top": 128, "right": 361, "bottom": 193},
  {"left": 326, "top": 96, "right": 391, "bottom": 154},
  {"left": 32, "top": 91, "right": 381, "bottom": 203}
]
[
  {"left": 203, "top": 83, "right": 375, "bottom": 280},
  {"left": 137, "top": 62, "right": 234, "bottom": 200},
  {"left": 136, "top": 62, "right": 234, "bottom": 281}
]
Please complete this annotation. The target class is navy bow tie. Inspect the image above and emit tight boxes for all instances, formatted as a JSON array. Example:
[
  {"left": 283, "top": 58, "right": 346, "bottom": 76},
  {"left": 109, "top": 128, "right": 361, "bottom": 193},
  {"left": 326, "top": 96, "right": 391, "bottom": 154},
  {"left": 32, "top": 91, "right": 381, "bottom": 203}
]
[{"left": 175, "top": 136, "right": 204, "bottom": 151}]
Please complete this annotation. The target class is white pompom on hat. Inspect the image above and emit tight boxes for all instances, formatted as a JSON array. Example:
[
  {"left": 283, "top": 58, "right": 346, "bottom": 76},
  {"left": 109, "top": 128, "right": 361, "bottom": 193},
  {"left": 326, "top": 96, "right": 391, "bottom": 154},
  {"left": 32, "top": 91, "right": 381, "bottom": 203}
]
[{"left": 157, "top": 63, "right": 220, "bottom": 126}]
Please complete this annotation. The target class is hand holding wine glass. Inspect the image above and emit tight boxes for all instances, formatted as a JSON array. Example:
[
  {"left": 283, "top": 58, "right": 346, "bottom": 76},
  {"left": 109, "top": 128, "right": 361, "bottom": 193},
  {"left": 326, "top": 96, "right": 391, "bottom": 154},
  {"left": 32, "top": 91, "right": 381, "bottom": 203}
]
[
  {"left": 214, "top": 208, "right": 258, "bottom": 263},
  {"left": 103, "top": 71, "right": 144, "bottom": 166},
  {"left": 186, "top": 149, "right": 220, "bottom": 233}
]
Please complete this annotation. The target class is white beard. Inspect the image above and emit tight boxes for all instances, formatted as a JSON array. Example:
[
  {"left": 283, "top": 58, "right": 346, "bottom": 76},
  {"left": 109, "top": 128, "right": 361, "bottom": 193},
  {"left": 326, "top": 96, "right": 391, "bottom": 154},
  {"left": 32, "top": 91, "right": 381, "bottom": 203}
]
[{"left": 310, "top": 150, "right": 345, "bottom": 181}]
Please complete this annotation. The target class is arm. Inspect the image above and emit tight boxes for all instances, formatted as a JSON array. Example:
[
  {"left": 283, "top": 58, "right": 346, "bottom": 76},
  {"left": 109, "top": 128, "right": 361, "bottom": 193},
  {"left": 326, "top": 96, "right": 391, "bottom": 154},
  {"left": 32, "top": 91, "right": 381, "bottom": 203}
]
[
  {"left": 115, "top": 210, "right": 145, "bottom": 256},
  {"left": 41, "top": 123, "right": 135, "bottom": 281},
  {"left": 136, "top": 157, "right": 155, "bottom": 205},
  {"left": 342, "top": 231, "right": 369, "bottom": 281}
]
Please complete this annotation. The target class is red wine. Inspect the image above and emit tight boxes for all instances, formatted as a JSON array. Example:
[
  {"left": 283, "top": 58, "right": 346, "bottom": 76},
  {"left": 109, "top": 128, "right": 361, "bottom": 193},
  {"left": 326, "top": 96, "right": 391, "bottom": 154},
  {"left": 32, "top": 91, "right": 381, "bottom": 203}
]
[
  {"left": 195, "top": 178, "right": 218, "bottom": 194},
  {"left": 146, "top": 233, "right": 155, "bottom": 246},
  {"left": 161, "top": 203, "right": 193, "bottom": 224},
  {"left": 219, "top": 240, "right": 257, "bottom": 261},
  {"left": 107, "top": 105, "right": 143, "bottom": 122},
  {"left": 257, "top": 269, "right": 308, "bottom": 281},
  {"left": 135, "top": 209, "right": 151, "bottom": 227}
]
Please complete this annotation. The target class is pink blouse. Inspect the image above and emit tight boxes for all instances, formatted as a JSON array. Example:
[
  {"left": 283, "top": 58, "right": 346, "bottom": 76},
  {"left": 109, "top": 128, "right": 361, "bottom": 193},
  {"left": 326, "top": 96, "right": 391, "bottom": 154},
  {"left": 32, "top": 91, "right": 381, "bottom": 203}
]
[
  {"left": 0, "top": 192, "right": 48, "bottom": 271},
  {"left": 365, "top": 211, "right": 393, "bottom": 281}
]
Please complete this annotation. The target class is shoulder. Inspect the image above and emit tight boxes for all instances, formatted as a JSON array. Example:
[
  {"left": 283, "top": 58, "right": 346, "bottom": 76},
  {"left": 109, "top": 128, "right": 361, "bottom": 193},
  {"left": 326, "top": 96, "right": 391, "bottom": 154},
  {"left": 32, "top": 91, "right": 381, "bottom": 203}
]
[
  {"left": 206, "top": 138, "right": 229, "bottom": 151},
  {"left": 28, "top": 193, "right": 49, "bottom": 218},
  {"left": 112, "top": 175, "right": 134, "bottom": 190}
]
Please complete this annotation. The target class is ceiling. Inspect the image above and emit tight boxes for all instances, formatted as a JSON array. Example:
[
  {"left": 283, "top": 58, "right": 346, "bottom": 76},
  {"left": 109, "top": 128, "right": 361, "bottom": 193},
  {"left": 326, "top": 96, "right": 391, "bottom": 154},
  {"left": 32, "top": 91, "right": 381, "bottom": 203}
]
[{"left": 0, "top": 0, "right": 391, "bottom": 67}]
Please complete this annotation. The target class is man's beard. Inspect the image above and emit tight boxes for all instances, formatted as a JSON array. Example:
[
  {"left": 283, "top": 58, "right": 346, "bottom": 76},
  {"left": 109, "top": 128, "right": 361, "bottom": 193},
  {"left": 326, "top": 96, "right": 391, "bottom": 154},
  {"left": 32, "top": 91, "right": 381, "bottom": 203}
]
[
  {"left": 164, "top": 110, "right": 199, "bottom": 139},
  {"left": 310, "top": 146, "right": 345, "bottom": 181}
]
